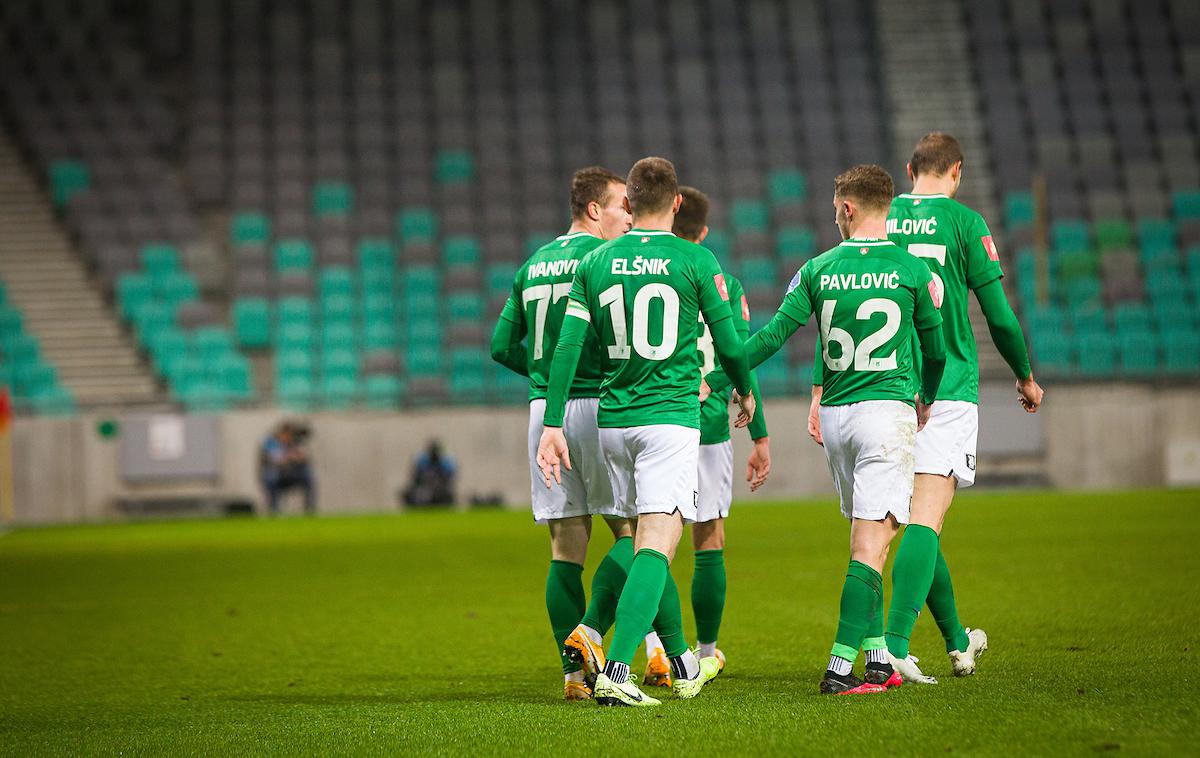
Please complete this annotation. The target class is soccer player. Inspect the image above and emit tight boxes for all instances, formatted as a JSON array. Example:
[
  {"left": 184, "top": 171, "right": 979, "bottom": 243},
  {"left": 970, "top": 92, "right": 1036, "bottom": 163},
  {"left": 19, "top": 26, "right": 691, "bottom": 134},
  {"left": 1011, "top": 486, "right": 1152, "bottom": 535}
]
[
  {"left": 641, "top": 185, "right": 772, "bottom": 688},
  {"left": 537, "top": 157, "right": 756, "bottom": 706},
  {"left": 490, "top": 166, "right": 634, "bottom": 700},
  {"left": 702, "top": 165, "right": 947, "bottom": 694},
  {"left": 809, "top": 134, "right": 1044, "bottom": 684}
]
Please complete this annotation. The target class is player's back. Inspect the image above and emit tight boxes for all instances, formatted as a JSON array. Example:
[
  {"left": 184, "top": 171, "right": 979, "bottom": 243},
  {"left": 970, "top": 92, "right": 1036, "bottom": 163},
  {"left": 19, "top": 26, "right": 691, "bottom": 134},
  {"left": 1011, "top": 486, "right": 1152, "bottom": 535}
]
[
  {"left": 804, "top": 239, "right": 937, "bottom": 407},
  {"left": 570, "top": 230, "right": 726, "bottom": 429},
  {"left": 513, "top": 233, "right": 605, "bottom": 399},
  {"left": 886, "top": 194, "right": 1002, "bottom": 402}
]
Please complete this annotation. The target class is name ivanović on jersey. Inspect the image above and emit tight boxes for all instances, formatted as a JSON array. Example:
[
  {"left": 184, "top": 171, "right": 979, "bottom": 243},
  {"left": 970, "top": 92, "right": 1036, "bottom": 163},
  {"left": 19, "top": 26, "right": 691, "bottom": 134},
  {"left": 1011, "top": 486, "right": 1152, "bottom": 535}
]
[
  {"left": 819, "top": 272, "right": 902, "bottom": 291},
  {"left": 526, "top": 258, "right": 581, "bottom": 280}
]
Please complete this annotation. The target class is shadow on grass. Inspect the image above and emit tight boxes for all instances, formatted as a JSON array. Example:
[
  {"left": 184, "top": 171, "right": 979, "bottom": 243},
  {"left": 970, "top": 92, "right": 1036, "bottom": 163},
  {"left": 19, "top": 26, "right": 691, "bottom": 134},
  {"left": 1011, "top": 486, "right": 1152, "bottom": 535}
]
[{"left": 222, "top": 690, "right": 553, "bottom": 707}]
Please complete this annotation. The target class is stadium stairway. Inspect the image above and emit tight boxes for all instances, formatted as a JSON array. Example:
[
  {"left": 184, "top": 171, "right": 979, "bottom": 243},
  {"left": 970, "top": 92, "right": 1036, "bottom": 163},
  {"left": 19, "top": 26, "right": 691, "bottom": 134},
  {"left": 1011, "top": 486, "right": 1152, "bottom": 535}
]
[
  {"left": 0, "top": 131, "right": 160, "bottom": 407},
  {"left": 875, "top": 0, "right": 1008, "bottom": 381}
]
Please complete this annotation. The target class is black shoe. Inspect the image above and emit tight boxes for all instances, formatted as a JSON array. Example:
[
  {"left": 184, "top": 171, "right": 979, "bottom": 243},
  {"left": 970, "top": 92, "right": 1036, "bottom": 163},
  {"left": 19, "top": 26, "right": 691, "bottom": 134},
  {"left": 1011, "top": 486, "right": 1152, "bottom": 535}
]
[
  {"left": 864, "top": 661, "right": 895, "bottom": 686},
  {"left": 820, "top": 670, "right": 882, "bottom": 695}
]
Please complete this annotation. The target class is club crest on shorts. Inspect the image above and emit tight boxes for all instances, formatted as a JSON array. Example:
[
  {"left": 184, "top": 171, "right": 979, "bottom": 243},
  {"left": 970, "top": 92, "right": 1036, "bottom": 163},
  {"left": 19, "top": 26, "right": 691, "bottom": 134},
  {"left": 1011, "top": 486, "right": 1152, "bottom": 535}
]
[{"left": 965, "top": 453, "right": 976, "bottom": 471}]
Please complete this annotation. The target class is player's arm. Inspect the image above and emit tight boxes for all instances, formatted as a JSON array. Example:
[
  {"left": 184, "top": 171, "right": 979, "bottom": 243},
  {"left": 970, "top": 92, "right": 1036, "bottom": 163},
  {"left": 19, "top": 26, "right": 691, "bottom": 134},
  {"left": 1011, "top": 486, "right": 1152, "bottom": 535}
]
[
  {"left": 542, "top": 301, "right": 588, "bottom": 428},
  {"left": 489, "top": 295, "right": 529, "bottom": 377},
  {"left": 732, "top": 297, "right": 769, "bottom": 441},
  {"left": 913, "top": 269, "right": 947, "bottom": 409}
]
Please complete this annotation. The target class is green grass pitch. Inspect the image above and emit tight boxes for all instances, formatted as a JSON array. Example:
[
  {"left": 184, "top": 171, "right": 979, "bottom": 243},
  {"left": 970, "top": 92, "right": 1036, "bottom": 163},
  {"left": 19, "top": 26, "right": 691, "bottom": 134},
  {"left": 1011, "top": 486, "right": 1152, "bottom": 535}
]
[{"left": 1, "top": 489, "right": 1197, "bottom": 755}]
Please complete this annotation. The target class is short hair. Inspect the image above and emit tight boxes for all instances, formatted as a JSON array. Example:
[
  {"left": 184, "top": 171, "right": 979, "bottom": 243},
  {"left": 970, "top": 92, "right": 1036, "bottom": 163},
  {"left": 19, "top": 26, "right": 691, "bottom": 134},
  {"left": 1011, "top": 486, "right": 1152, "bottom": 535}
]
[
  {"left": 909, "top": 132, "right": 965, "bottom": 178},
  {"left": 626, "top": 157, "right": 679, "bottom": 216},
  {"left": 672, "top": 186, "right": 710, "bottom": 241},
  {"left": 570, "top": 166, "right": 624, "bottom": 220},
  {"left": 834, "top": 164, "right": 895, "bottom": 213}
]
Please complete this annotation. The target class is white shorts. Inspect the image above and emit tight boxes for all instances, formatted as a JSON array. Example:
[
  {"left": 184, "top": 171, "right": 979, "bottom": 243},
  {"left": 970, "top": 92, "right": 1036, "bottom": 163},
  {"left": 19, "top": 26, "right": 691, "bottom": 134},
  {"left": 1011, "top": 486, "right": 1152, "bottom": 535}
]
[
  {"left": 913, "top": 401, "right": 979, "bottom": 487},
  {"left": 819, "top": 400, "right": 916, "bottom": 524},
  {"left": 528, "top": 398, "right": 624, "bottom": 523},
  {"left": 599, "top": 424, "right": 700, "bottom": 523},
  {"left": 696, "top": 441, "right": 734, "bottom": 523}
]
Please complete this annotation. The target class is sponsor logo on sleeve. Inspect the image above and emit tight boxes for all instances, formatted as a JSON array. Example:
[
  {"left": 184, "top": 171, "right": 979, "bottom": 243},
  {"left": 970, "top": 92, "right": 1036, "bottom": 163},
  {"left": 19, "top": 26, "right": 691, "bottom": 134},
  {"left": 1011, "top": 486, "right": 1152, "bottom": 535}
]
[
  {"left": 786, "top": 271, "right": 801, "bottom": 294},
  {"left": 928, "top": 278, "right": 944, "bottom": 308},
  {"left": 982, "top": 235, "right": 999, "bottom": 261},
  {"left": 713, "top": 273, "right": 730, "bottom": 301},
  {"left": 741, "top": 294, "right": 750, "bottom": 321}
]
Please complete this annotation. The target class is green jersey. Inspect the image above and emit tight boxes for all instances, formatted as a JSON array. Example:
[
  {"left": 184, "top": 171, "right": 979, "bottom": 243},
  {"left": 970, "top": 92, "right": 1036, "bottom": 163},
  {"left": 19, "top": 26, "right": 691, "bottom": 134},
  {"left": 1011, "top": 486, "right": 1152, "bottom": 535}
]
[
  {"left": 499, "top": 232, "right": 606, "bottom": 401},
  {"left": 886, "top": 193, "right": 1004, "bottom": 402},
  {"left": 787, "top": 238, "right": 942, "bottom": 407},
  {"left": 698, "top": 274, "right": 750, "bottom": 445},
  {"left": 565, "top": 229, "right": 735, "bottom": 429}
]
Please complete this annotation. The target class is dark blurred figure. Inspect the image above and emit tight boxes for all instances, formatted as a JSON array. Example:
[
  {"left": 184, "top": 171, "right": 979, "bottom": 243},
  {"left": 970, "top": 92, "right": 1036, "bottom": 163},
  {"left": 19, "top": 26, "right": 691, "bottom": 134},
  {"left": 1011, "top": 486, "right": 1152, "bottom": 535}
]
[
  {"left": 403, "top": 440, "right": 457, "bottom": 507},
  {"left": 260, "top": 422, "right": 315, "bottom": 514}
]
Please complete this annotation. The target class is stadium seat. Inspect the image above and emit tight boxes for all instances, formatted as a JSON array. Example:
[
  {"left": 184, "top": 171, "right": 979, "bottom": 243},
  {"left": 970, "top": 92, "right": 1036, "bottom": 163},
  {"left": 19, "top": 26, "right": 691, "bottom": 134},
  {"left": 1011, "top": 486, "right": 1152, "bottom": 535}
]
[
  {"left": 312, "top": 181, "right": 353, "bottom": 216},
  {"left": 274, "top": 239, "right": 315, "bottom": 272},
  {"left": 116, "top": 273, "right": 153, "bottom": 320},
  {"left": 48, "top": 160, "right": 89, "bottom": 207},
  {"left": 767, "top": 169, "right": 806, "bottom": 204},
  {"left": 1051, "top": 219, "right": 1091, "bottom": 252},
  {"left": 1004, "top": 191, "right": 1036, "bottom": 229},
  {"left": 397, "top": 209, "right": 438, "bottom": 243},
  {"left": 215, "top": 353, "right": 254, "bottom": 400},
  {"left": 730, "top": 200, "right": 770, "bottom": 234},
  {"left": 277, "top": 296, "right": 314, "bottom": 326},
  {"left": 1076, "top": 332, "right": 1116, "bottom": 377},
  {"left": 192, "top": 327, "right": 235, "bottom": 362},
  {"left": 1095, "top": 219, "right": 1134, "bottom": 252},
  {"left": 363, "top": 374, "right": 403, "bottom": 409},
  {"left": 776, "top": 226, "right": 817, "bottom": 260},
  {"left": 1172, "top": 189, "right": 1200, "bottom": 220},
  {"left": 232, "top": 297, "right": 271, "bottom": 349},
  {"left": 435, "top": 150, "right": 476, "bottom": 183},
  {"left": 486, "top": 263, "right": 518, "bottom": 296},
  {"left": 318, "top": 266, "right": 355, "bottom": 298},
  {"left": 363, "top": 321, "right": 399, "bottom": 351},
  {"left": 14, "top": 361, "right": 57, "bottom": 397},
  {"left": 277, "top": 374, "right": 315, "bottom": 409},
  {"left": 406, "top": 344, "right": 442, "bottom": 377},
  {"left": 1138, "top": 219, "right": 1177, "bottom": 259},
  {"left": 1163, "top": 327, "right": 1200, "bottom": 374},
  {"left": 1031, "top": 332, "right": 1074, "bottom": 377},
  {"left": 703, "top": 230, "right": 733, "bottom": 269},
  {"left": 1113, "top": 303, "right": 1151, "bottom": 334},
  {"left": 447, "top": 291, "right": 484, "bottom": 322},
  {"left": 155, "top": 271, "right": 199, "bottom": 306},
  {"left": 231, "top": 212, "right": 271, "bottom": 245},
  {"left": 1119, "top": 329, "right": 1160, "bottom": 376},
  {"left": 140, "top": 243, "right": 180, "bottom": 277},
  {"left": 319, "top": 374, "right": 359, "bottom": 408},
  {"left": 738, "top": 257, "right": 777, "bottom": 290},
  {"left": 321, "top": 321, "right": 358, "bottom": 352},
  {"left": 277, "top": 322, "right": 315, "bottom": 351},
  {"left": 357, "top": 238, "right": 395, "bottom": 273},
  {"left": 443, "top": 236, "right": 482, "bottom": 266}
]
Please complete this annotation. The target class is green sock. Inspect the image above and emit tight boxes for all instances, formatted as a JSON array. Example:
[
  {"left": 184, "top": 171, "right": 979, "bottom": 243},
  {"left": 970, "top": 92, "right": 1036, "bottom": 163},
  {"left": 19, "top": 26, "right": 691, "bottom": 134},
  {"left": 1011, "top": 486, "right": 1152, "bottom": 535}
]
[
  {"left": 830, "top": 560, "right": 883, "bottom": 662},
  {"left": 652, "top": 571, "right": 688, "bottom": 658},
  {"left": 861, "top": 581, "right": 886, "bottom": 656},
  {"left": 579, "top": 536, "right": 633, "bottom": 635},
  {"left": 546, "top": 560, "right": 586, "bottom": 673},
  {"left": 691, "top": 548, "right": 726, "bottom": 645},
  {"left": 926, "top": 545, "right": 970, "bottom": 653},
  {"left": 607, "top": 548, "right": 670, "bottom": 666},
  {"left": 885, "top": 524, "right": 940, "bottom": 659}
]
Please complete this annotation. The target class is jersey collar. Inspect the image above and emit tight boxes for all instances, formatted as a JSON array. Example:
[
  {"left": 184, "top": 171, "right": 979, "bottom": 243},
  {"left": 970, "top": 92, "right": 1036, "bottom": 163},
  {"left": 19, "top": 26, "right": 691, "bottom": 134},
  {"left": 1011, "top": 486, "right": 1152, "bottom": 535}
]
[
  {"left": 898, "top": 192, "right": 948, "bottom": 199},
  {"left": 840, "top": 238, "right": 892, "bottom": 247},
  {"left": 626, "top": 228, "right": 676, "bottom": 236},
  {"left": 555, "top": 232, "right": 598, "bottom": 241}
]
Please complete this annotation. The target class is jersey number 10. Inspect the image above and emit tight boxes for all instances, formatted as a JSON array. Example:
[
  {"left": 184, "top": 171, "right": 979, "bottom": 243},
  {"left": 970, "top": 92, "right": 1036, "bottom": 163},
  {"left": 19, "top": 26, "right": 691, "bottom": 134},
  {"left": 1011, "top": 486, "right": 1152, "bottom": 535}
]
[{"left": 598, "top": 283, "right": 680, "bottom": 361}]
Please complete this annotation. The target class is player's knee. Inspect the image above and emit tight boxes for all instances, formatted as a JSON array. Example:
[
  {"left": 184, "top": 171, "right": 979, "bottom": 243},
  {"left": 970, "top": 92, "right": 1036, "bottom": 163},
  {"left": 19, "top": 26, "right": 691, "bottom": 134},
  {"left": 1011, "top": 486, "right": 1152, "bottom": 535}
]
[
  {"left": 692, "top": 519, "right": 725, "bottom": 550},
  {"left": 604, "top": 517, "right": 634, "bottom": 540}
]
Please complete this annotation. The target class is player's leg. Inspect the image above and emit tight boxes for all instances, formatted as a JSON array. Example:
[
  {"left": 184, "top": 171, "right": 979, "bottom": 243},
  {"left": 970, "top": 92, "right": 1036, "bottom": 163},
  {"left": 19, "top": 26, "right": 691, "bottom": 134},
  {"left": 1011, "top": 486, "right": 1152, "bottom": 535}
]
[
  {"left": 692, "top": 441, "right": 732, "bottom": 664},
  {"left": 547, "top": 516, "right": 591, "bottom": 698},
  {"left": 928, "top": 544, "right": 988, "bottom": 676}
]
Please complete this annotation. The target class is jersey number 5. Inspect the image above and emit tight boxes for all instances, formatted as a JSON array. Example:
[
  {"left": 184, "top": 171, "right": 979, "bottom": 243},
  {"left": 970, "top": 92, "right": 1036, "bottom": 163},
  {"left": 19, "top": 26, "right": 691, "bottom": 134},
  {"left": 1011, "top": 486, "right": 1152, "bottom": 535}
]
[
  {"left": 820, "top": 298, "right": 900, "bottom": 372},
  {"left": 522, "top": 283, "right": 574, "bottom": 359},
  {"left": 598, "top": 283, "right": 679, "bottom": 361}
]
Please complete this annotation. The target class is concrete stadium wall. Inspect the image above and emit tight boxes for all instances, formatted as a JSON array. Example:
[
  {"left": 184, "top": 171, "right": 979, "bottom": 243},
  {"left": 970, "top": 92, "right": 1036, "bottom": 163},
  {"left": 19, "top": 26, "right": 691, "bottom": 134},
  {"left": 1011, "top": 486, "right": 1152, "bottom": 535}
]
[{"left": 6, "top": 383, "right": 1199, "bottom": 524}]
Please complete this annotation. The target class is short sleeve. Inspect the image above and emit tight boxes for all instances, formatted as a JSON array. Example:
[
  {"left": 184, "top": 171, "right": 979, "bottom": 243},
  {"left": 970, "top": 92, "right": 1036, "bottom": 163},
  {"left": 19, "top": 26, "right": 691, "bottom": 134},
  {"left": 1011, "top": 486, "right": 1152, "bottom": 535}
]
[
  {"left": 963, "top": 212, "right": 1004, "bottom": 291},
  {"left": 777, "top": 263, "right": 813, "bottom": 326},
  {"left": 697, "top": 248, "right": 734, "bottom": 326},
  {"left": 912, "top": 263, "right": 944, "bottom": 331}
]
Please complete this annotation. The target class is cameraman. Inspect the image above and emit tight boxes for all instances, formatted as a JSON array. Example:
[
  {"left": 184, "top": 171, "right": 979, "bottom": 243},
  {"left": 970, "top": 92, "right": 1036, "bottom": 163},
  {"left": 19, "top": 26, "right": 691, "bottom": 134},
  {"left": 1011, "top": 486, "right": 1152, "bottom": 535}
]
[{"left": 259, "top": 421, "right": 315, "bottom": 515}]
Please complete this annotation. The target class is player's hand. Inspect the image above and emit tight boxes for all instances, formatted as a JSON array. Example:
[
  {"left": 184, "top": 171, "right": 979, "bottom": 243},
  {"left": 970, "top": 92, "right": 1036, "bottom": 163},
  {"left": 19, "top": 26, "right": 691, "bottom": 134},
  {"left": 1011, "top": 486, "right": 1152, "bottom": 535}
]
[
  {"left": 1016, "top": 374, "right": 1043, "bottom": 413},
  {"left": 698, "top": 378, "right": 712, "bottom": 403},
  {"left": 807, "top": 388, "right": 823, "bottom": 447},
  {"left": 916, "top": 398, "right": 932, "bottom": 433},
  {"left": 535, "top": 427, "right": 571, "bottom": 488},
  {"left": 746, "top": 437, "right": 771, "bottom": 492},
  {"left": 733, "top": 390, "right": 756, "bottom": 428}
]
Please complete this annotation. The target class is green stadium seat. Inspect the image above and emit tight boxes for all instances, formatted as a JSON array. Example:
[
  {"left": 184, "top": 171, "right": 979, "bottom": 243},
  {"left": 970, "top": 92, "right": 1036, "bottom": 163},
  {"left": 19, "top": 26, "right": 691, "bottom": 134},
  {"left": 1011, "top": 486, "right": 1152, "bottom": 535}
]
[
  {"left": 754, "top": 354, "right": 792, "bottom": 397},
  {"left": 358, "top": 238, "right": 395, "bottom": 272},
  {"left": 487, "top": 263, "right": 519, "bottom": 295},
  {"left": 192, "top": 327, "right": 235, "bottom": 362},
  {"left": 140, "top": 243, "right": 180, "bottom": 276},
  {"left": 318, "top": 266, "right": 355, "bottom": 298},
  {"left": 364, "top": 374, "right": 403, "bottom": 409},
  {"left": 31, "top": 386, "right": 76, "bottom": 416},
  {"left": 276, "top": 348, "right": 314, "bottom": 377},
  {"left": 1062, "top": 277, "right": 1103, "bottom": 307},
  {"left": 767, "top": 169, "right": 806, "bottom": 204},
  {"left": 776, "top": 226, "right": 817, "bottom": 259},
  {"left": 1094, "top": 219, "right": 1133, "bottom": 252},
  {"left": 1146, "top": 268, "right": 1188, "bottom": 301},
  {"left": 397, "top": 209, "right": 439, "bottom": 243},
  {"left": 215, "top": 354, "right": 254, "bottom": 400},
  {"left": 277, "top": 374, "right": 315, "bottom": 410},
  {"left": 175, "top": 375, "right": 229, "bottom": 412},
  {"left": 1051, "top": 219, "right": 1091, "bottom": 252},
  {"left": 738, "top": 257, "right": 777, "bottom": 290},
  {"left": 1076, "top": 332, "right": 1116, "bottom": 377},
  {"left": 443, "top": 236, "right": 482, "bottom": 266},
  {"left": 1118, "top": 329, "right": 1159, "bottom": 376},
  {"left": 49, "top": 160, "right": 89, "bottom": 207},
  {"left": 156, "top": 271, "right": 199, "bottom": 305},
  {"left": 131, "top": 302, "right": 176, "bottom": 346},
  {"left": 494, "top": 368, "right": 528, "bottom": 401},
  {"left": 0, "top": 282, "right": 7, "bottom": 306},
  {"left": 1114, "top": 303, "right": 1151, "bottom": 334},
  {"left": 435, "top": 149, "right": 476, "bottom": 183},
  {"left": 1053, "top": 249, "right": 1097, "bottom": 280},
  {"left": 274, "top": 239, "right": 315, "bottom": 272},
  {"left": 406, "top": 344, "right": 442, "bottom": 376},
  {"left": 703, "top": 230, "right": 733, "bottom": 268},
  {"left": 361, "top": 269, "right": 395, "bottom": 299},
  {"left": 312, "top": 181, "right": 353, "bottom": 216},
  {"left": 1027, "top": 305, "right": 1067, "bottom": 337},
  {"left": 320, "top": 293, "right": 356, "bottom": 323},
  {"left": 230, "top": 212, "right": 271, "bottom": 245},
  {"left": 1138, "top": 218, "right": 1176, "bottom": 258},
  {"left": 406, "top": 317, "right": 442, "bottom": 346},
  {"left": 1068, "top": 302, "right": 1108, "bottom": 336},
  {"left": 363, "top": 293, "right": 396, "bottom": 323},
  {"left": 1031, "top": 332, "right": 1073, "bottom": 377},
  {"left": 404, "top": 291, "right": 440, "bottom": 317},
  {"left": 1162, "top": 327, "right": 1200, "bottom": 374},
  {"left": 1004, "top": 191, "right": 1036, "bottom": 229},
  {"left": 364, "top": 321, "right": 399, "bottom": 351},
  {"left": 730, "top": 200, "right": 770, "bottom": 234},
  {"left": 401, "top": 265, "right": 441, "bottom": 293},
  {"left": 162, "top": 351, "right": 203, "bottom": 385},
  {"left": 116, "top": 273, "right": 153, "bottom": 320},
  {"left": 277, "top": 322, "right": 315, "bottom": 351},
  {"left": 14, "top": 362, "right": 57, "bottom": 398},
  {"left": 320, "top": 375, "right": 360, "bottom": 408},
  {"left": 524, "top": 232, "right": 556, "bottom": 258},
  {"left": 1172, "top": 189, "right": 1200, "bottom": 220},
  {"left": 449, "top": 348, "right": 489, "bottom": 402},
  {"left": 277, "top": 296, "right": 314, "bottom": 326},
  {"left": 1152, "top": 298, "right": 1194, "bottom": 330},
  {"left": 148, "top": 328, "right": 188, "bottom": 376},
  {"left": 447, "top": 291, "right": 484, "bottom": 322},
  {"left": 321, "top": 322, "right": 358, "bottom": 352},
  {"left": 232, "top": 297, "right": 271, "bottom": 349}
]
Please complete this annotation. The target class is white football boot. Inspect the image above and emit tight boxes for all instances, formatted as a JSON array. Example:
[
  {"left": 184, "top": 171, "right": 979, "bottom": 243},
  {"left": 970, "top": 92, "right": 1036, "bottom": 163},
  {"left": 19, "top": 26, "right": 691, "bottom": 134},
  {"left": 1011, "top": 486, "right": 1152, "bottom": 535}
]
[
  {"left": 888, "top": 652, "right": 938, "bottom": 685},
  {"left": 949, "top": 627, "right": 989, "bottom": 677}
]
